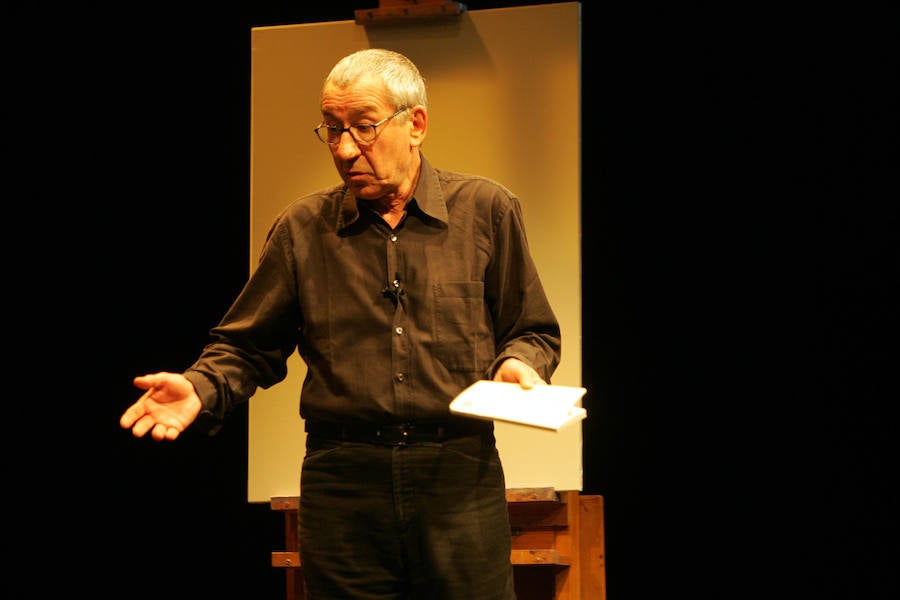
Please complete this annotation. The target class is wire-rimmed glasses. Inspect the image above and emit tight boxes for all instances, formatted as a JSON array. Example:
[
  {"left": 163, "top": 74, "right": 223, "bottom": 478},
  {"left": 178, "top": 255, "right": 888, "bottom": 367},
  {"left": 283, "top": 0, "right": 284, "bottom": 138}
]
[{"left": 314, "top": 107, "right": 409, "bottom": 145}]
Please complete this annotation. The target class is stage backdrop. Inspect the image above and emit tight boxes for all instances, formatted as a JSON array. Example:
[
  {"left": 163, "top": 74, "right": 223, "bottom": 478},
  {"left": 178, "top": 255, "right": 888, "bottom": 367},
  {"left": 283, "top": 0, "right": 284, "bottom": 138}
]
[{"left": 248, "top": 2, "right": 582, "bottom": 503}]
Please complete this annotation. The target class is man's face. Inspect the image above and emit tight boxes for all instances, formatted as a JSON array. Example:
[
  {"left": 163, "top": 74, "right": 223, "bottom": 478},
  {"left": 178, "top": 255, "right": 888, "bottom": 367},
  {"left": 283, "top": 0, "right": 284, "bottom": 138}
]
[{"left": 320, "top": 76, "right": 418, "bottom": 201}]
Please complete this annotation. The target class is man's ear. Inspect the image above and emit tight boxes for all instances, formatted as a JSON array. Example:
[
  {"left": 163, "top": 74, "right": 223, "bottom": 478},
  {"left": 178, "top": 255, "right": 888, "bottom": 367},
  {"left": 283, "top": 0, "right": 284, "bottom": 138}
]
[{"left": 409, "top": 105, "right": 427, "bottom": 148}]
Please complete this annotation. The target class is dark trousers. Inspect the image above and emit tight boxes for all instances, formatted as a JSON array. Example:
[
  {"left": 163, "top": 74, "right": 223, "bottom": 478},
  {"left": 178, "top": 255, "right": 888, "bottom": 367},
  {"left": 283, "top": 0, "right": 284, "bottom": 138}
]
[{"left": 299, "top": 431, "right": 517, "bottom": 600}]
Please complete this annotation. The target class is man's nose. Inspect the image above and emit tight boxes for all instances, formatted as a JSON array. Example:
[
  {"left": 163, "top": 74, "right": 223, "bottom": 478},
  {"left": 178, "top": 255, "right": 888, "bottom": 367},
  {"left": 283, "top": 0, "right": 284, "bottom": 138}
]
[{"left": 334, "top": 131, "right": 361, "bottom": 158}]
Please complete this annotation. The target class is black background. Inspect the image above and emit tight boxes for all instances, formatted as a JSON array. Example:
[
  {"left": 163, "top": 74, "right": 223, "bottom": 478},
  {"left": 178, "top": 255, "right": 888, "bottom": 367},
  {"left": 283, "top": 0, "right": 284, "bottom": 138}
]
[{"left": 11, "top": 1, "right": 896, "bottom": 598}]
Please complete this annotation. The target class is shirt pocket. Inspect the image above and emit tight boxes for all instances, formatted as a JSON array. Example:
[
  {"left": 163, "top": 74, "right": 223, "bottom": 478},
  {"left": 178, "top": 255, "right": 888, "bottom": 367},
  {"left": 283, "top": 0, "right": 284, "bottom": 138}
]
[{"left": 433, "top": 281, "right": 493, "bottom": 373}]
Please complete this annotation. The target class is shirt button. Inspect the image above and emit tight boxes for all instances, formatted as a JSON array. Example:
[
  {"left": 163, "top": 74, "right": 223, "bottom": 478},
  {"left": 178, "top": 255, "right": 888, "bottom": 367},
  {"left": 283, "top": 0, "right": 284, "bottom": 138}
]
[
  {"left": 395, "top": 372, "right": 405, "bottom": 382},
  {"left": 390, "top": 234, "right": 398, "bottom": 242},
  {"left": 395, "top": 326, "right": 404, "bottom": 335}
]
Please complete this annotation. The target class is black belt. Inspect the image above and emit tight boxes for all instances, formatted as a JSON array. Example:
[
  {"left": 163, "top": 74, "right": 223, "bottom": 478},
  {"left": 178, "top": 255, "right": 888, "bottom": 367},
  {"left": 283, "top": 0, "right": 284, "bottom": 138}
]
[{"left": 304, "top": 419, "right": 490, "bottom": 446}]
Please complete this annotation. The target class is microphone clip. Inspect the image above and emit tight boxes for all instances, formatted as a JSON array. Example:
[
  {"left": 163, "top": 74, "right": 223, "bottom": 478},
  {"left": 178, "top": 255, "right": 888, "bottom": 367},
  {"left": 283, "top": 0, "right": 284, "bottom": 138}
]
[{"left": 382, "top": 272, "right": 405, "bottom": 304}]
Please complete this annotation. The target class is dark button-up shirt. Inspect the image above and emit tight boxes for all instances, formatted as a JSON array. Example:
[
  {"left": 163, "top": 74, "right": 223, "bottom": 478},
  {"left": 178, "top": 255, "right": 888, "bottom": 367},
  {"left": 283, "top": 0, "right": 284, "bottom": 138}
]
[{"left": 185, "top": 154, "right": 561, "bottom": 429}]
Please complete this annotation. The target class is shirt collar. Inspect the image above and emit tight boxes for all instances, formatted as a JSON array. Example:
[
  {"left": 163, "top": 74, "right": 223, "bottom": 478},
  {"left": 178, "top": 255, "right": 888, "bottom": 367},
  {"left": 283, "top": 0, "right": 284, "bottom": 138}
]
[{"left": 411, "top": 154, "right": 450, "bottom": 225}]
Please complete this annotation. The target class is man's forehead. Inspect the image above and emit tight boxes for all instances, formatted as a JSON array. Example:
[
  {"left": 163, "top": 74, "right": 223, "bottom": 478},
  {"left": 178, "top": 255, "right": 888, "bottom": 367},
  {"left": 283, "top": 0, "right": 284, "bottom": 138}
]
[{"left": 322, "top": 75, "right": 388, "bottom": 104}]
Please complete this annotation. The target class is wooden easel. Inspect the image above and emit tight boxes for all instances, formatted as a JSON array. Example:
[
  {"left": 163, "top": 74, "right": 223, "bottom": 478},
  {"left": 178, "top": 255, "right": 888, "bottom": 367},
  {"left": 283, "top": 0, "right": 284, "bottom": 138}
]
[
  {"left": 271, "top": 487, "right": 606, "bottom": 600},
  {"left": 354, "top": 0, "right": 467, "bottom": 26}
]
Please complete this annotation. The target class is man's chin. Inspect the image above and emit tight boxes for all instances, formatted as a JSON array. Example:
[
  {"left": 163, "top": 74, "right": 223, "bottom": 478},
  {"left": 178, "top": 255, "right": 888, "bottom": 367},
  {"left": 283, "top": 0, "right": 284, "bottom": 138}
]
[{"left": 349, "top": 183, "right": 378, "bottom": 199}]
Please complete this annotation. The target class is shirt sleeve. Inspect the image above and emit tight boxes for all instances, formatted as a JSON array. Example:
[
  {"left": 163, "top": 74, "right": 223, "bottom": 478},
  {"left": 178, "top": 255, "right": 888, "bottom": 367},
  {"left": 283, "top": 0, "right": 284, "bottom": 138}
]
[
  {"left": 484, "top": 192, "right": 562, "bottom": 383},
  {"left": 183, "top": 216, "right": 302, "bottom": 431}
]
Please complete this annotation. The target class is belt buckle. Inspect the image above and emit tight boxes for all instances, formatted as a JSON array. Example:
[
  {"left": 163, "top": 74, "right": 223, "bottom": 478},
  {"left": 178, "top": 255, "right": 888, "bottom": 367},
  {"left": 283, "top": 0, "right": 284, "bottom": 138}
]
[{"left": 376, "top": 423, "right": 412, "bottom": 446}]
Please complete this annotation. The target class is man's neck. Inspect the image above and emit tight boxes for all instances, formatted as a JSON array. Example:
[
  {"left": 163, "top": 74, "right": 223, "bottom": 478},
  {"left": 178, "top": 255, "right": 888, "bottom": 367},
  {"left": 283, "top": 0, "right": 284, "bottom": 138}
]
[{"left": 370, "top": 161, "right": 421, "bottom": 227}]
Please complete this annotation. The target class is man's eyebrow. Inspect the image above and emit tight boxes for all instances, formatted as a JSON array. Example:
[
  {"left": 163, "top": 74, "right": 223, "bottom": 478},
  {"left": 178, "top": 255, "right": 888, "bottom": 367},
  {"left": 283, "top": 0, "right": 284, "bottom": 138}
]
[{"left": 321, "top": 106, "right": 379, "bottom": 121}]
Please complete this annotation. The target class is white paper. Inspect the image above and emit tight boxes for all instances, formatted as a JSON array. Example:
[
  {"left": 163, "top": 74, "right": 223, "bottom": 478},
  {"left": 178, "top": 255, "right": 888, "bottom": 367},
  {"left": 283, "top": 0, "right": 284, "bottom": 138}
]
[{"left": 449, "top": 380, "right": 587, "bottom": 431}]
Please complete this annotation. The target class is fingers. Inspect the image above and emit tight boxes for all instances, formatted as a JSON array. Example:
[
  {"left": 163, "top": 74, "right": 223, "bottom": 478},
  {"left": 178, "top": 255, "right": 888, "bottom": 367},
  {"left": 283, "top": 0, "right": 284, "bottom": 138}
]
[
  {"left": 119, "top": 406, "right": 138, "bottom": 429},
  {"left": 493, "top": 358, "right": 546, "bottom": 389},
  {"left": 518, "top": 376, "right": 546, "bottom": 390},
  {"left": 131, "top": 413, "right": 177, "bottom": 440},
  {"left": 128, "top": 395, "right": 185, "bottom": 441},
  {"left": 118, "top": 405, "right": 144, "bottom": 430},
  {"left": 128, "top": 415, "right": 152, "bottom": 438},
  {"left": 151, "top": 423, "right": 167, "bottom": 441},
  {"left": 149, "top": 422, "right": 182, "bottom": 442},
  {"left": 120, "top": 387, "right": 160, "bottom": 438},
  {"left": 517, "top": 375, "right": 547, "bottom": 390}
]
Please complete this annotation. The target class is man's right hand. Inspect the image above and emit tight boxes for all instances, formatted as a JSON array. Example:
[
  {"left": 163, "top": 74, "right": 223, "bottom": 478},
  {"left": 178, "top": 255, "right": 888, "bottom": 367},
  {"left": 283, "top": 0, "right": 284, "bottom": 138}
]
[{"left": 119, "top": 372, "right": 202, "bottom": 441}]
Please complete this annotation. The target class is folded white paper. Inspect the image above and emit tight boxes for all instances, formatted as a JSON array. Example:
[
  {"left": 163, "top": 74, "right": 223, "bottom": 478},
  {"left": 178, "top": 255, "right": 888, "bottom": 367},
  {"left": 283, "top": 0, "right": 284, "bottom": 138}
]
[{"left": 449, "top": 380, "right": 587, "bottom": 431}]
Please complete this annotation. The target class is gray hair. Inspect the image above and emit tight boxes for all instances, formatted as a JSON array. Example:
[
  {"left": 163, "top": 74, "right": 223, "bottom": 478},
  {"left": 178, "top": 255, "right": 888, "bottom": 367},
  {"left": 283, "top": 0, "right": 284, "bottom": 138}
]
[{"left": 324, "top": 48, "right": 428, "bottom": 112}]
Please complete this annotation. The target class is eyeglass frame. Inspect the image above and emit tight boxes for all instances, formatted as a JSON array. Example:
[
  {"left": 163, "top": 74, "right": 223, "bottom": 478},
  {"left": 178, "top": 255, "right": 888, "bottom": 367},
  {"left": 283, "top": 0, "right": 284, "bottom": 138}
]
[{"left": 313, "top": 107, "right": 409, "bottom": 146}]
